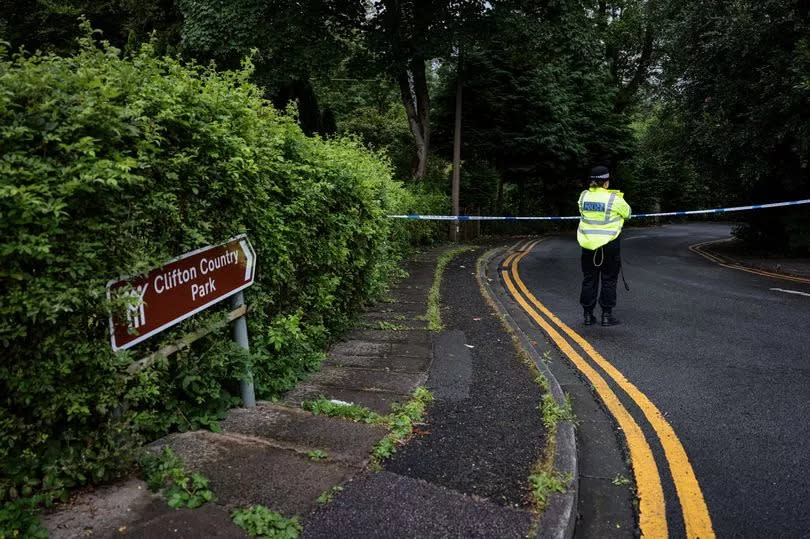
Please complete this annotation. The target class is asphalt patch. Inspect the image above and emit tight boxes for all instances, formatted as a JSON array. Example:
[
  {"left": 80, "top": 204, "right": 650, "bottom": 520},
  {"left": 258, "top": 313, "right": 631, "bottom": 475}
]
[
  {"left": 302, "top": 471, "right": 532, "bottom": 538},
  {"left": 428, "top": 330, "right": 472, "bottom": 400},
  {"left": 384, "top": 248, "right": 547, "bottom": 508}
]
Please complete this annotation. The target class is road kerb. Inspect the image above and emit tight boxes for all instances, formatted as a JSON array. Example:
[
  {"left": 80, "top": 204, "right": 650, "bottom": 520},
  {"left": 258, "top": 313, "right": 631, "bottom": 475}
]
[
  {"left": 477, "top": 245, "right": 578, "bottom": 539},
  {"left": 510, "top": 239, "right": 715, "bottom": 539},
  {"left": 502, "top": 260, "right": 667, "bottom": 538},
  {"left": 690, "top": 239, "right": 810, "bottom": 285}
]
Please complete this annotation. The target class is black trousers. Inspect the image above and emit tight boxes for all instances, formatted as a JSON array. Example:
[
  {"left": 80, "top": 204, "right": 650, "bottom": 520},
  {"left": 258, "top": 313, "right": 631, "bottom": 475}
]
[{"left": 580, "top": 238, "right": 621, "bottom": 312}]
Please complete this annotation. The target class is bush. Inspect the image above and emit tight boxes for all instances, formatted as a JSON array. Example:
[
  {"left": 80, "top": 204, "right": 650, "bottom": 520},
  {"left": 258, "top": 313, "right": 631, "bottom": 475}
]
[{"left": 0, "top": 29, "right": 437, "bottom": 507}]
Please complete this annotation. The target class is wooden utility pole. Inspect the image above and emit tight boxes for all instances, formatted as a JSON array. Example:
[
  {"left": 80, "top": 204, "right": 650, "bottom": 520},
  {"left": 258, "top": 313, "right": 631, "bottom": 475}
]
[{"left": 451, "top": 56, "right": 462, "bottom": 241}]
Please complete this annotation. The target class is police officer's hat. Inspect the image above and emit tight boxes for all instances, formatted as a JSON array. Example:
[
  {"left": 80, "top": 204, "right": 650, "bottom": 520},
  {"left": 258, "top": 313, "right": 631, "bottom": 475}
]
[{"left": 588, "top": 165, "right": 610, "bottom": 181}]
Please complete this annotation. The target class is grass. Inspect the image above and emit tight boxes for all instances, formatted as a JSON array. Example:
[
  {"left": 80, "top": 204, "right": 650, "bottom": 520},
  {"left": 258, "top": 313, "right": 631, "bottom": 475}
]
[
  {"left": 528, "top": 471, "right": 573, "bottom": 507},
  {"left": 474, "top": 248, "right": 544, "bottom": 383},
  {"left": 307, "top": 450, "right": 328, "bottom": 461},
  {"left": 474, "top": 246, "right": 577, "bottom": 530},
  {"left": 534, "top": 374, "right": 550, "bottom": 392},
  {"left": 612, "top": 474, "right": 631, "bottom": 486},
  {"left": 371, "top": 321, "right": 412, "bottom": 331},
  {"left": 474, "top": 247, "right": 578, "bottom": 435},
  {"left": 371, "top": 387, "right": 434, "bottom": 466},
  {"left": 300, "top": 388, "right": 435, "bottom": 469},
  {"left": 540, "top": 393, "right": 576, "bottom": 432},
  {"left": 427, "top": 246, "right": 476, "bottom": 331},
  {"left": 316, "top": 485, "right": 343, "bottom": 505},
  {"left": 301, "top": 398, "right": 383, "bottom": 424}
]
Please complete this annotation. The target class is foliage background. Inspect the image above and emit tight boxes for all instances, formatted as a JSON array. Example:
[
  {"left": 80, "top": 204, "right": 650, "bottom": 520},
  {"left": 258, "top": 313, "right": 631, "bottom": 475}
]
[
  {"left": 0, "top": 33, "right": 439, "bottom": 508},
  {"left": 622, "top": 0, "right": 810, "bottom": 251}
]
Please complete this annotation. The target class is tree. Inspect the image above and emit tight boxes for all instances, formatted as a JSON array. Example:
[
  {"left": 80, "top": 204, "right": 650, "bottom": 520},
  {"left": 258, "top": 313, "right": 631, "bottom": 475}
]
[
  {"left": 651, "top": 0, "right": 810, "bottom": 251},
  {"left": 362, "top": 0, "right": 487, "bottom": 179},
  {"left": 623, "top": 104, "right": 707, "bottom": 214},
  {"left": 432, "top": 5, "right": 633, "bottom": 215},
  {"left": 177, "top": 0, "right": 364, "bottom": 135},
  {"left": 0, "top": 0, "right": 182, "bottom": 54},
  {"left": 594, "top": 0, "right": 663, "bottom": 112}
]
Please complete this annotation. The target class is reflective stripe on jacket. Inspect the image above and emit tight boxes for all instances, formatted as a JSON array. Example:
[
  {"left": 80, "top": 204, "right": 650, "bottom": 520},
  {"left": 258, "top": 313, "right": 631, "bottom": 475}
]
[{"left": 576, "top": 187, "right": 631, "bottom": 250}]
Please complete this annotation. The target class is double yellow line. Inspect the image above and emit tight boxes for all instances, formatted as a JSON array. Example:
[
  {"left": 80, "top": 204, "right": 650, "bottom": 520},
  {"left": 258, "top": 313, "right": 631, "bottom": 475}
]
[
  {"left": 502, "top": 239, "right": 714, "bottom": 538},
  {"left": 690, "top": 239, "right": 810, "bottom": 285}
]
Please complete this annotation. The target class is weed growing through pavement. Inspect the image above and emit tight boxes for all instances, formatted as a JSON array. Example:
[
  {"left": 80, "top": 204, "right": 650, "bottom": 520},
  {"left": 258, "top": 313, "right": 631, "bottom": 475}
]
[
  {"left": 372, "top": 321, "right": 411, "bottom": 331},
  {"left": 301, "top": 398, "right": 383, "bottom": 424},
  {"left": 475, "top": 246, "right": 576, "bottom": 531},
  {"left": 527, "top": 392, "right": 576, "bottom": 519},
  {"left": 540, "top": 393, "right": 576, "bottom": 432},
  {"left": 316, "top": 485, "right": 344, "bottom": 505},
  {"left": 307, "top": 450, "right": 328, "bottom": 461},
  {"left": 301, "top": 388, "right": 434, "bottom": 468},
  {"left": 372, "top": 387, "right": 434, "bottom": 466},
  {"left": 231, "top": 505, "right": 301, "bottom": 539},
  {"left": 427, "top": 246, "right": 476, "bottom": 331},
  {"left": 474, "top": 249, "right": 544, "bottom": 386},
  {"left": 612, "top": 474, "right": 631, "bottom": 486},
  {"left": 528, "top": 471, "right": 573, "bottom": 506},
  {"left": 139, "top": 447, "right": 215, "bottom": 509},
  {"left": 534, "top": 374, "right": 550, "bottom": 393}
]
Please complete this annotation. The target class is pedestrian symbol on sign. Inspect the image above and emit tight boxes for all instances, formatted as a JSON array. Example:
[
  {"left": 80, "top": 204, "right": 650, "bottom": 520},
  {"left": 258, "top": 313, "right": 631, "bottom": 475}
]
[{"left": 125, "top": 283, "right": 149, "bottom": 331}]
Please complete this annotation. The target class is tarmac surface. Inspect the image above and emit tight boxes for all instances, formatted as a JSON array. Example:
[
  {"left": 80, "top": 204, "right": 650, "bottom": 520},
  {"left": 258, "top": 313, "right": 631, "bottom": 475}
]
[
  {"left": 384, "top": 250, "right": 547, "bottom": 507},
  {"left": 302, "top": 247, "right": 551, "bottom": 537},
  {"left": 512, "top": 223, "right": 810, "bottom": 537}
]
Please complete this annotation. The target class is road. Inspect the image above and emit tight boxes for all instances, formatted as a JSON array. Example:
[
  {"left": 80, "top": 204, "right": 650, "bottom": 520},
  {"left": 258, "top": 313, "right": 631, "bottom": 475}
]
[{"left": 503, "top": 223, "right": 810, "bottom": 537}]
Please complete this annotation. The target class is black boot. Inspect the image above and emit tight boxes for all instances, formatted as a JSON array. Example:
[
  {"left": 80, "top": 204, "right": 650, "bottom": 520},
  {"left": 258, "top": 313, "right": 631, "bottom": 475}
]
[
  {"left": 601, "top": 310, "right": 620, "bottom": 326},
  {"left": 584, "top": 310, "right": 596, "bottom": 325}
]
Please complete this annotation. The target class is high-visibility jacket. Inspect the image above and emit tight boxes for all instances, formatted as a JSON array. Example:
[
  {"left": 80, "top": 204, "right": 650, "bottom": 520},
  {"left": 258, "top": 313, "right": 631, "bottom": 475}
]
[{"left": 576, "top": 187, "right": 631, "bottom": 250}]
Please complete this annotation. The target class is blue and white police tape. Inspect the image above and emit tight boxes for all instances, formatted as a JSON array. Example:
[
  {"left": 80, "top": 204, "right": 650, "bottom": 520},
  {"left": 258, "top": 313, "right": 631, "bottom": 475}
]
[{"left": 387, "top": 198, "right": 810, "bottom": 221}]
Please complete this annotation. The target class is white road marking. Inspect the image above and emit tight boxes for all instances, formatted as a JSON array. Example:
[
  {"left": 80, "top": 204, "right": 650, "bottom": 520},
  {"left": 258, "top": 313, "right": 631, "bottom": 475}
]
[{"left": 770, "top": 287, "right": 810, "bottom": 297}]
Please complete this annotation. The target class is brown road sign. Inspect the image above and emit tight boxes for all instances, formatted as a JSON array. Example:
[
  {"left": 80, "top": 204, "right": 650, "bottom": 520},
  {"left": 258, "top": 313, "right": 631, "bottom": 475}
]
[{"left": 107, "top": 234, "right": 256, "bottom": 351}]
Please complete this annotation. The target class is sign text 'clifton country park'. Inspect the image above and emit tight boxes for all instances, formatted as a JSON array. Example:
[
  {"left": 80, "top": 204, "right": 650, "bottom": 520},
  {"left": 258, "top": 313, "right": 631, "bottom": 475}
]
[{"left": 107, "top": 235, "right": 256, "bottom": 351}]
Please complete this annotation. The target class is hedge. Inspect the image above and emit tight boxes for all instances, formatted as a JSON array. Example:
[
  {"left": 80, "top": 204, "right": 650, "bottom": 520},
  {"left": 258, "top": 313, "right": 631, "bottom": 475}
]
[{"left": 0, "top": 30, "right": 441, "bottom": 512}]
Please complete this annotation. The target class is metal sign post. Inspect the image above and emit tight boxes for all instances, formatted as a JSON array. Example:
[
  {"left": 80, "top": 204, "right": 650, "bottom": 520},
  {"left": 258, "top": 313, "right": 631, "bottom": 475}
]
[{"left": 230, "top": 291, "right": 255, "bottom": 407}]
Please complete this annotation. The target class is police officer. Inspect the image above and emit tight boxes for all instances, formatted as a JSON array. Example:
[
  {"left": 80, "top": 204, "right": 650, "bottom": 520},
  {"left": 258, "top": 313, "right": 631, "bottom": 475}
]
[{"left": 577, "top": 165, "right": 631, "bottom": 326}]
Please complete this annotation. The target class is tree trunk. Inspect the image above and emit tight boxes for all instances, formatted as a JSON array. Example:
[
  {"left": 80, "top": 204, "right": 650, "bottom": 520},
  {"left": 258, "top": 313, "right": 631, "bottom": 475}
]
[
  {"left": 614, "top": 0, "right": 657, "bottom": 112},
  {"left": 496, "top": 169, "right": 505, "bottom": 215},
  {"left": 451, "top": 59, "right": 462, "bottom": 241},
  {"left": 397, "top": 56, "right": 431, "bottom": 179},
  {"left": 518, "top": 176, "right": 527, "bottom": 216},
  {"left": 273, "top": 78, "right": 321, "bottom": 135}
]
